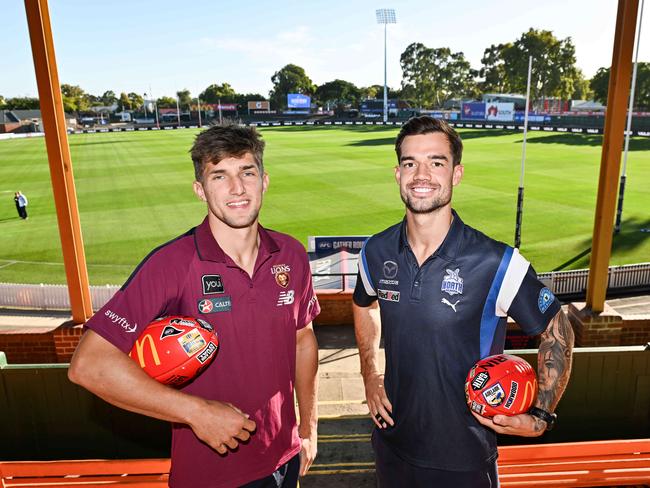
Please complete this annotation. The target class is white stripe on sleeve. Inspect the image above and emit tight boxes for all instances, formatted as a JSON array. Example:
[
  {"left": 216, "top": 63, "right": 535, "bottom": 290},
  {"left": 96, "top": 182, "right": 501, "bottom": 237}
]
[
  {"left": 358, "top": 247, "right": 376, "bottom": 297},
  {"left": 495, "top": 248, "right": 530, "bottom": 317}
]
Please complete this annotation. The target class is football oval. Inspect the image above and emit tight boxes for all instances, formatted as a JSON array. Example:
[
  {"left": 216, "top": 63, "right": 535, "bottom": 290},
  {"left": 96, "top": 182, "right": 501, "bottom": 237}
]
[{"left": 129, "top": 316, "right": 219, "bottom": 387}]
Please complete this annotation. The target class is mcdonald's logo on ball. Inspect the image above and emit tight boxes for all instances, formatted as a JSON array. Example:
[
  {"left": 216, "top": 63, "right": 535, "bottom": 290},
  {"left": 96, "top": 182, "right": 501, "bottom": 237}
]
[{"left": 129, "top": 316, "right": 219, "bottom": 387}]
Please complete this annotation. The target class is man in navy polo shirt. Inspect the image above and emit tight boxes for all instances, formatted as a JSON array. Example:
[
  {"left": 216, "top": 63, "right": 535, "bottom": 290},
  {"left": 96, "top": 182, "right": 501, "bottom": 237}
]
[
  {"left": 69, "top": 124, "right": 320, "bottom": 488},
  {"left": 353, "top": 116, "right": 574, "bottom": 487}
]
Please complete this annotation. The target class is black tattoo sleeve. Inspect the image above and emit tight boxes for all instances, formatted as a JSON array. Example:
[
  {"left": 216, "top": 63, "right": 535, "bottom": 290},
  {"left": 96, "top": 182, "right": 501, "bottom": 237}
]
[{"left": 536, "top": 309, "right": 575, "bottom": 415}]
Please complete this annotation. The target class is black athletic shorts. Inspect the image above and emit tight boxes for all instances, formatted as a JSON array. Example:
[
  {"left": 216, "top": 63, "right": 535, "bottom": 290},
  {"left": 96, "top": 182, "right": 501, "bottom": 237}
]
[
  {"left": 373, "top": 432, "right": 499, "bottom": 488},
  {"left": 241, "top": 453, "right": 300, "bottom": 488}
]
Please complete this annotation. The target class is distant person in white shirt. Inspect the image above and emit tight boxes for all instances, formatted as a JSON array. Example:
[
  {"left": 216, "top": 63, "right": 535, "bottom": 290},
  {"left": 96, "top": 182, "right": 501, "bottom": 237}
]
[{"left": 15, "top": 191, "right": 28, "bottom": 219}]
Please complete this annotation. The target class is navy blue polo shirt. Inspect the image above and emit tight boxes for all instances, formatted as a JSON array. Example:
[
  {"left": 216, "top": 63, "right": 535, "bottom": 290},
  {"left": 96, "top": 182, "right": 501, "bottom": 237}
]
[{"left": 353, "top": 210, "right": 560, "bottom": 471}]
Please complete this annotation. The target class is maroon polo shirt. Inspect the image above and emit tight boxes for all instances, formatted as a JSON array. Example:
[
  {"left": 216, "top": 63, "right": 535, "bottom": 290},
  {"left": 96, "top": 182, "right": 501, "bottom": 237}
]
[{"left": 85, "top": 217, "right": 320, "bottom": 488}]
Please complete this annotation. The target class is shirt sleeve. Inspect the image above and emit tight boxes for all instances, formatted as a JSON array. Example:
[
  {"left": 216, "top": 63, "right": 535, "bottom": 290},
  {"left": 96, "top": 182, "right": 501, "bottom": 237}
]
[
  {"left": 296, "top": 249, "right": 320, "bottom": 330},
  {"left": 353, "top": 240, "right": 377, "bottom": 307},
  {"left": 506, "top": 264, "right": 561, "bottom": 336},
  {"left": 84, "top": 251, "right": 178, "bottom": 353}
]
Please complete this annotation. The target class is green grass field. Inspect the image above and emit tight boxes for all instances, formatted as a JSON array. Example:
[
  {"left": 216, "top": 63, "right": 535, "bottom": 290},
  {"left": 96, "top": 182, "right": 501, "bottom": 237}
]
[{"left": 1, "top": 126, "right": 649, "bottom": 285}]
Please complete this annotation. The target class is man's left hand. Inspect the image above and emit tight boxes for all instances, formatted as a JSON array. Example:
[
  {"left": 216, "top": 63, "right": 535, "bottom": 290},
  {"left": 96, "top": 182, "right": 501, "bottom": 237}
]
[
  {"left": 299, "top": 433, "right": 317, "bottom": 476},
  {"left": 471, "top": 411, "right": 546, "bottom": 437}
]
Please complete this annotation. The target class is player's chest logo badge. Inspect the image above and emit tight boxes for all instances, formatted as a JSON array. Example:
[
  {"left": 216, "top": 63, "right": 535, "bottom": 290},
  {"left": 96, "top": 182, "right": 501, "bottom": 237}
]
[
  {"left": 202, "top": 274, "right": 224, "bottom": 294},
  {"left": 441, "top": 298, "right": 459, "bottom": 312},
  {"left": 198, "top": 297, "right": 232, "bottom": 314},
  {"left": 441, "top": 268, "right": 464, "bottom": 296},
  {"left": 272, "top": 264, "right": 291, "bottom": 288}
]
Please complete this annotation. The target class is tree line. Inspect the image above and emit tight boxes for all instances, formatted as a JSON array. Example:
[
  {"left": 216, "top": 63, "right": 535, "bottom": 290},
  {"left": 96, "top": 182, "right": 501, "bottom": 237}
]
[{"left": 1, "top": 28, "right": 648, "bottom": 114}]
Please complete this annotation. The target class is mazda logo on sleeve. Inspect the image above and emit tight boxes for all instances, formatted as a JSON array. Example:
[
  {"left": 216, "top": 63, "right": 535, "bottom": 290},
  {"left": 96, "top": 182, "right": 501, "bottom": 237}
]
[{"left": 383, "top": 260, "right": 398, "bottom": 279}]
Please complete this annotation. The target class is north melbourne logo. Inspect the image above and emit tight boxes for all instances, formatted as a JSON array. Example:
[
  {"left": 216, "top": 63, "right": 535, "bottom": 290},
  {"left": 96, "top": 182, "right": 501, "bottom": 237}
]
[{"left": 441, "top": 268, "right": 463, "bottom": 296}]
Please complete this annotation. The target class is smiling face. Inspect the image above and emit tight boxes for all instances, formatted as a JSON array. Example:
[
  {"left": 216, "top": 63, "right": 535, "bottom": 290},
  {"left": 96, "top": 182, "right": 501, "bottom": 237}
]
[
  {"left": 193, "top": 152, "right": 268, "bottom": 230},
  {"left": 395, "top": 132, "right": 464, "bottom": 215}
]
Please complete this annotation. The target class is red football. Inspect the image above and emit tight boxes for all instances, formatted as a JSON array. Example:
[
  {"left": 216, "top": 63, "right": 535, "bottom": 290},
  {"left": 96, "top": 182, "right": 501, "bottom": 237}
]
[
  {"left": 129, "top": 316, "right": 219, "bottom": 387},
  {"left": 465, "top": 354, "right": 537, "bottom": 418}
]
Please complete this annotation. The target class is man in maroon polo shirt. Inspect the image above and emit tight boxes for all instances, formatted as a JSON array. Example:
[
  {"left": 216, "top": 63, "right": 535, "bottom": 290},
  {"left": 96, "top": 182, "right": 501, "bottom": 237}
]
[{"left": 68, "top": 124, "right": 320, "bottom": 488}]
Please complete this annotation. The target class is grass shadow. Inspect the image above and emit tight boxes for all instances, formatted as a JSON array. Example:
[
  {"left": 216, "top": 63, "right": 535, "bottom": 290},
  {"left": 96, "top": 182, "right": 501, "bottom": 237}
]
[
  {"left": 520, "top": 133, "right": 650, "bottom": 151},
  {"left": 69, "top": 140, "right": 135, "bottom": 146},
  {"left": 0, "top": 216, "right": 21, "bottom": 223},
  {"left": 551, "top": 217, "right": 650, "bottom": 271}
]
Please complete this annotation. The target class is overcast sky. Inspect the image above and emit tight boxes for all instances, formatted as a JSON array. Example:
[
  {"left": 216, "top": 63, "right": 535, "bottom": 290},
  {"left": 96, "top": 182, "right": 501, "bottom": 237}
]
[{"left": 2, "top": 0, "right": 648, "bottom": 100}]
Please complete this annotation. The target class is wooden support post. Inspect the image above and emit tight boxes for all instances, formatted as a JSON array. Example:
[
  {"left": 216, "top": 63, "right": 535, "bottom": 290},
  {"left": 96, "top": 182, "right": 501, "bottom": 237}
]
[
  {"left": 586, "top": 0, "right": 639, "bottom": 313},
  {"left": 24, "top": 0, "right": 93, "bottom": 323}
]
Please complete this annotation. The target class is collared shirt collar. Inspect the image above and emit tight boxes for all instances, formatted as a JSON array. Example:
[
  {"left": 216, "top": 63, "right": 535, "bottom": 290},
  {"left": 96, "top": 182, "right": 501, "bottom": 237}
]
[
  {"left": 399, "top": 208, "right": 465, "bottom": 262},
  {"left": 194, "top": 216, "right": 280, "bottom": 263}
]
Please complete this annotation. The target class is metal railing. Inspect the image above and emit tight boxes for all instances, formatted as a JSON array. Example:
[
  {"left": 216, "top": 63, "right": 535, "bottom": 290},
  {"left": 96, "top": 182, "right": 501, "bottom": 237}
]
[{"left": 1, "top": 263, "right": 648, "bottom": 311}]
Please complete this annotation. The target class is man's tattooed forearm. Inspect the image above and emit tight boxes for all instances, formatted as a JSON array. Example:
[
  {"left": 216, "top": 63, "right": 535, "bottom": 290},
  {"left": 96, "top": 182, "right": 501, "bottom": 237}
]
[{"left": 537, "top": 310, "right": 574, "bottom": 412}]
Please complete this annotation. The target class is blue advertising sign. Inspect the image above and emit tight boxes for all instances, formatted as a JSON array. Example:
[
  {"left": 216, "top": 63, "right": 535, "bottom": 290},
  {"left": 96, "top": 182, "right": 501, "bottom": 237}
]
[
  {"left": 311, "top": 236, "right": 369, "bottom": 253},
  {"left": 360, "top": 99, "right": 397, "bottom": 113},
  {"left": 288, "top": 94, "right": 311, "bottom": 109},
  {"left": 461, "top": 102, "right": 486, "bottom": 120},
  {"left": 514, "top": 113, "right": 552, "bottom": 123}
]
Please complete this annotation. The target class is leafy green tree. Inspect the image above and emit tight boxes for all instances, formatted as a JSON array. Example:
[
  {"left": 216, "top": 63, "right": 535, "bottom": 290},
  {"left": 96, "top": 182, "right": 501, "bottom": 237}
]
[
  {"left": 200, "top": 83, "right": 237, "bottom": 103},
  {"left": 233, "top": 93, "right": 266, "bottom": 107},
  {"left": 400, "top": 43, "right": 477, "bottom": 108},
  {"left": 176, "top": 89, "right": 192, "bottom": 110},
  {"left": 269, "top": 64, "right": 315, "bottom": 110},
  {"left": 127, "top": 92, "right": 144, "bottom": 110},
  {"left": 100, "top": 90, "right": 117, "bottom": 106},
  {"left": 361, "top": 85, "right": 381, "bottom": 99},
  {"left": 61, "top": 84, "right": 90, "bottom": 113},
  {"left": 590, "top": 63, "right": 650, "bottom": 109},
  {"left": 571, "top": 71, "right": 593, "bottom": 100},
  {"left": 0, "top": 95, "right": 6, "bottom": 109},
  {"left": 119, "top": 92, "right": 131, "bottom": 110},
  {"left": 316, "top": 79, "right": 361, "bottom": 111},
  {"left": 5, "top": 97, "right": 40, "bottom": 109},
  {"left": 156, "top": 96, "right": 177, "bottom": 108},
  {"left": 496, "top": 29, "right": 582, "bottom": 102},
  {"left": 480, "top": 43, "right": 512, "bottom": 93}
]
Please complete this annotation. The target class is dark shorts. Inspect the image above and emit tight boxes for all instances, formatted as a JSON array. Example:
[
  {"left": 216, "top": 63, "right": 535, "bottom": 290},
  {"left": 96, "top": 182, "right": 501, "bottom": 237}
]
[
  {"left": 373, "top": 433, "right": 499, "bottom": 488},
  {"left": 241, "top": 454, "right": 300, "bottom": 488}
]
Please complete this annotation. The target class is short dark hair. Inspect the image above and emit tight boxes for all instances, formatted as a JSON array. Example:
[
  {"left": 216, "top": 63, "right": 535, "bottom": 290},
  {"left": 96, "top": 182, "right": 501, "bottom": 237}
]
[
  {"left": 190, "top": 123, "right": 265, "bottom": 181},
  {"left": 395, "top": 116, "right": 463, "bottom": 166}
]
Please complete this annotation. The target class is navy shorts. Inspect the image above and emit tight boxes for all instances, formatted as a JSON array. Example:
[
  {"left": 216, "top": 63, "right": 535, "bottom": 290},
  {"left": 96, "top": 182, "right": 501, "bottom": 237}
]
[
  {"left": 373, "top": 433, "right": 499, "bottom": 488},
  {"left": 241, "top": 453, "right": 300, "bottom": 488}
]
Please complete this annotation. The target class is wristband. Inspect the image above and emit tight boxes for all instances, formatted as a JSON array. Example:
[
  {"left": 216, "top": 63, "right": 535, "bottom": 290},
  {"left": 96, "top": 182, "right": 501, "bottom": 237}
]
[{"left": 528, "top": 407, "right": 557, "bottom": 431}]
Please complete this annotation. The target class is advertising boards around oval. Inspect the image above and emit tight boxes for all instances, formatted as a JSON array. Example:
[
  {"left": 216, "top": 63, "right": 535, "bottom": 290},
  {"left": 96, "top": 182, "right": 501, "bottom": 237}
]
[
  {"left": 287, "top": 94, "right": 311, "bottom": 109},
  {"left": 248, "top": 101, "right": 270, "bottom": 110},
  {"left": 486, "top": 102, "right": 515, "bottom": 121},
  {"left": 461, "top": 102, "right": 486, "bottom": 120}
]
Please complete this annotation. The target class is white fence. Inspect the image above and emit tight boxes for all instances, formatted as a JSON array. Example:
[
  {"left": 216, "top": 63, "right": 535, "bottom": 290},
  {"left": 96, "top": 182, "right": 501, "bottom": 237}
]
[
  {"left": 0, "top": 283, "right": 119, "bottom": 311},
  {"left": 538, "top": 262, "right": 650, "bottom": 296},
  {"left": 1, "top": 262, "right": 649, "bottom": 311}
]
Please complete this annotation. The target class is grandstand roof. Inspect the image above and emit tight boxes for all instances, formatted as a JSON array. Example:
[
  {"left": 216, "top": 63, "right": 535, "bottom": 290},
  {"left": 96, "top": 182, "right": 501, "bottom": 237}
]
[{"left": 0, "top": 110, "right": 20, "bottom": 124}]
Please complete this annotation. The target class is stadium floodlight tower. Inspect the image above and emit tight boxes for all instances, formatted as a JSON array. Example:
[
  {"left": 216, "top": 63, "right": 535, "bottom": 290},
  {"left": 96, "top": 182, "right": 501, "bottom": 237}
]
[{"left": 376, "top": 8, "right": 396, "bottom": 123}]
